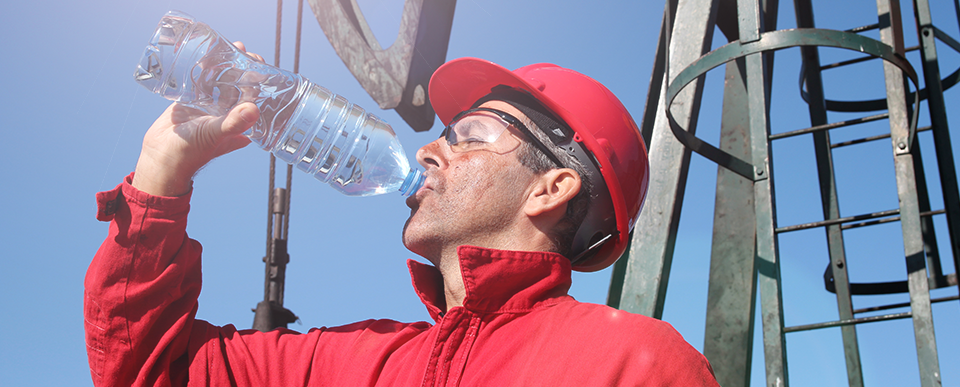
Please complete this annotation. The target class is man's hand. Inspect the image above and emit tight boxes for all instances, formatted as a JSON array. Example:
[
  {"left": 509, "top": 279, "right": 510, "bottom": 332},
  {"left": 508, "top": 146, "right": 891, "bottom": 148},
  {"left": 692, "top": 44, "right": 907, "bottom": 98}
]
[{"left": 131, "top": 42, "right": 264, "bottom": 197}]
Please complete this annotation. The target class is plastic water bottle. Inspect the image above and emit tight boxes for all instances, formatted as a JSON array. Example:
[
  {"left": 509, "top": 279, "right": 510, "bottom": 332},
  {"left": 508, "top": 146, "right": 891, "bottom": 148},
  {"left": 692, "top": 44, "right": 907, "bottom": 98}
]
[{"left": 133, "top": 10, "right": 424, "bottom": 197}]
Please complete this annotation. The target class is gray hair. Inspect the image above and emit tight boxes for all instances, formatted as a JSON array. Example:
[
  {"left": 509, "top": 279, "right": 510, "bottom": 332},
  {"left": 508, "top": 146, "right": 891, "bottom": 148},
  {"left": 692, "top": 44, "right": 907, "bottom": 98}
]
[{"left": 515, "top": 118, "right": 594, "bottom": 258}]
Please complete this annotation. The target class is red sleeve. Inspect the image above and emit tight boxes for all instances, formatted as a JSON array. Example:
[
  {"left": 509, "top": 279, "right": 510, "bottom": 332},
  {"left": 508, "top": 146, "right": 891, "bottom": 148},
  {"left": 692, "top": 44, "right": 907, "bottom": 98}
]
[
  {"left": 85, "top": 172, "right": 201, "bottom": 386},
  {"left": 84, "top": 173, "right": 433, "bottom": 386}
]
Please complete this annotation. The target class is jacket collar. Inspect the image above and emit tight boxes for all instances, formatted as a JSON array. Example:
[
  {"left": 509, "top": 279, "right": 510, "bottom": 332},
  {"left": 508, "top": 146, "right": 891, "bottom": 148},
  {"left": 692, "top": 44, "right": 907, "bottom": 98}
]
[{"left": 407, "top": 245, "right": 573, "bottom": 321}]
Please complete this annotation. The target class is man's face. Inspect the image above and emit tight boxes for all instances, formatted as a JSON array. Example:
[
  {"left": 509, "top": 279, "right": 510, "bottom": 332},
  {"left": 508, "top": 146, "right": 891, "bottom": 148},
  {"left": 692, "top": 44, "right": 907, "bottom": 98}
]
[{"left": 402, "top": 101, "right": 539, "bottom": 262}]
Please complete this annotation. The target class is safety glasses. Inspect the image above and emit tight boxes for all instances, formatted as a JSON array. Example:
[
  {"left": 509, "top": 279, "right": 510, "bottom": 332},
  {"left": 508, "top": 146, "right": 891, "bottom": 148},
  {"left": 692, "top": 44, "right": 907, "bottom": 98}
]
[{"left": 441, "top": 107, "right": 565, "bottom": 168}]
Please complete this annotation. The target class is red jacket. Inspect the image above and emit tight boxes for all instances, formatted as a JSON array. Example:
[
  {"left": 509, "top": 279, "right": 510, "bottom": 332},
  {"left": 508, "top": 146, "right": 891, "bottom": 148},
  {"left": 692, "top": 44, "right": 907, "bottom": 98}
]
[{"left": 85, "top": 174, "right": 718, "bottom": 386}]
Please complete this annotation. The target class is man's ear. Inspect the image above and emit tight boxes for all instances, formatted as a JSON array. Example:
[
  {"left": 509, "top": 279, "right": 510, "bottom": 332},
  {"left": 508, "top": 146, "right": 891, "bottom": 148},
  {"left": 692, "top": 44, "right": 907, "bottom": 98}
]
[{"left": 524, "top": 168, "right": 581, "bottom": 218}]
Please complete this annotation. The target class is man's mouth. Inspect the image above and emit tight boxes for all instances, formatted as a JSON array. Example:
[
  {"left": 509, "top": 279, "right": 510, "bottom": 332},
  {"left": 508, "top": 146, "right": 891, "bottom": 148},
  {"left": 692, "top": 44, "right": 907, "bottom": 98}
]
[{"left": 406, "top": 177, "right": 436, "bottom": 210}]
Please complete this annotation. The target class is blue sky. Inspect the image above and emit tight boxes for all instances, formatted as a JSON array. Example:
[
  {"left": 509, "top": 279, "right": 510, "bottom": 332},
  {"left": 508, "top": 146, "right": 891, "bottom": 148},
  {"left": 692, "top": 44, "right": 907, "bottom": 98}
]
[{"left": 0, "top": 0, "right": 957, "bottom": 385}]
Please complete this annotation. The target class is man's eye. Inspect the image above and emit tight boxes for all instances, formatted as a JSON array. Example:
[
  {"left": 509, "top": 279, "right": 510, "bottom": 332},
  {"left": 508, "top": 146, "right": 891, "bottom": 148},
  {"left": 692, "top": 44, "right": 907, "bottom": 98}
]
[{"left": 454, "top": 139, "right": 485, "bottom": 150}]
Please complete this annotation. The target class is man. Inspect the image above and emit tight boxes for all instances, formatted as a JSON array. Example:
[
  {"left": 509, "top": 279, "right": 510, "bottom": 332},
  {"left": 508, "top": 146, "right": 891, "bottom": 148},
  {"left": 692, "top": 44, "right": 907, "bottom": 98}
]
[{"left": 86, "top": 50, "right": 718, "bottom": 385}]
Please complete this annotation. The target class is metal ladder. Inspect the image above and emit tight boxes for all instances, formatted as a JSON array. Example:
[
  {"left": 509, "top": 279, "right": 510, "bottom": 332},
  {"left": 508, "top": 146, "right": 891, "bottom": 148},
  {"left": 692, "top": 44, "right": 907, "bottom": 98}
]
[{"left": 607, "top": 0, "right": 960, "bottom": 385}]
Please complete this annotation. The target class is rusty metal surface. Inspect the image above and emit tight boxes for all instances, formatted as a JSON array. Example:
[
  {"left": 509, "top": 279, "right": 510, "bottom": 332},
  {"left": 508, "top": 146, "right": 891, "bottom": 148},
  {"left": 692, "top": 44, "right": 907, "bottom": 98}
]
[
  {"left": 253, "top": 186, "right": 299, "bottom": 332},
  {"left": 308, "top": 0, "right": 456, "bottom": 131}
]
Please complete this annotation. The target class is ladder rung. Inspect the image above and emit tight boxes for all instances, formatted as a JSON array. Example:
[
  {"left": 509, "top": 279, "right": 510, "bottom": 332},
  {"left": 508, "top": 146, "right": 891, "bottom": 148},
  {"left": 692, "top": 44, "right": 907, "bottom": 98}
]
[
  {"left": 854, "top": 293, "right": 960, "bottom": 314},
  {"left": 827, "top": 273, "right": 958, "bottom": 295},
  {"left": 776, "top": 209, "right": 899, "bottom": 233},
  {"left": 784, "top": 312, "right": 912, "bottom": 333},
  {"left": 841, "top": 209, "right": 946, "bottom": 230},
  {"left": 845, "top": 23, "right": 879, "bottom": 33},
  {"left": 776, "top": 209, "right": 945, "bottom": 233},
  {"left": 769, "top": 113, "right": 889, "bottom": 141},
  {"left": 932, "top": 26, "right": 960, "bottom": 55},
  {"left": 820, "top": 54, "right": 876, "bottom": 71},
  {"left": 832, "top": 125, "right": 932, "bottom": 149},
  {"left": 819, "top": 45, "right": 919, "bottom": 71}
]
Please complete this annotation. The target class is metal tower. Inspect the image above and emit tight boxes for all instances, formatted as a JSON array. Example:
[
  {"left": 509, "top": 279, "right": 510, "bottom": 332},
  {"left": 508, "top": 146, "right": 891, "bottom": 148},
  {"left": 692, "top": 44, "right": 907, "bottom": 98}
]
[{"left": 608, "top": 0, "right": 960, "bottom": 386}]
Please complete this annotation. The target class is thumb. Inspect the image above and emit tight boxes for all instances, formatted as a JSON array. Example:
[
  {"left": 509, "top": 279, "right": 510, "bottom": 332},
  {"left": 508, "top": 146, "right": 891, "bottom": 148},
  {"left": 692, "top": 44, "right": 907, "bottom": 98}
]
[
  {"left": 208, "top": 102, "right": 259, "bottom": 158},
  {"left": 221, "top": 102, "right": 260, "bottom": 136}
]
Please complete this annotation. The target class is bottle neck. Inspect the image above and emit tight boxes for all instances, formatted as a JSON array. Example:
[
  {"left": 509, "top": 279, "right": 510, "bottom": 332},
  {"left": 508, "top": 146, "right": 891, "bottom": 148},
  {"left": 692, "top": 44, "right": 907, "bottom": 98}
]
[{"left": 399, "top": 168, "right": 424, "bottom": 196}]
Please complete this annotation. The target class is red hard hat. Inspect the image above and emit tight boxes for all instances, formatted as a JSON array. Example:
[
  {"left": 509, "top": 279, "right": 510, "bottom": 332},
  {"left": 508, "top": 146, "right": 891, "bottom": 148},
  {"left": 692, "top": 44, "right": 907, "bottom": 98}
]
[{"left": 428, "top": 58, "right": 649, "bottom": 271}]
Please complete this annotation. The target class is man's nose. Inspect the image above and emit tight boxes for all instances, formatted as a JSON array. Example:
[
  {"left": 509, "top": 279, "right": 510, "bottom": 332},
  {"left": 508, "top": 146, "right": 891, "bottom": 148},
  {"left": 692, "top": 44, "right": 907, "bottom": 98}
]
[{"left": 416, "top": 138, "right": 448, "bottom": 170}]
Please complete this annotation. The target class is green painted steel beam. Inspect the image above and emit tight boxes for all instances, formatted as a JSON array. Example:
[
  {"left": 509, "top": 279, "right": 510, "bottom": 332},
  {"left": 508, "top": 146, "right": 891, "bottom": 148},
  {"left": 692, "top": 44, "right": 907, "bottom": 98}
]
[
  {"left": 914, "top": 0, "right": 960, "bottom": 304},
  {"left": 875, "top": 0, "right": 942, "bottom": 385},
  {"left": 610, "top": 0, "right": 718, "bottom": 319},
  {"left": 702, "top": 1, "right": 779, "bottom": 386},
  {"left": 793, "top": 0, "right": 864, "bottom": 385},
  {"left": 734, "top": 0, "right": 789, "bottom": 384},
  {"left": 703, "top": 57, "right": 760, "bottom": 387}
]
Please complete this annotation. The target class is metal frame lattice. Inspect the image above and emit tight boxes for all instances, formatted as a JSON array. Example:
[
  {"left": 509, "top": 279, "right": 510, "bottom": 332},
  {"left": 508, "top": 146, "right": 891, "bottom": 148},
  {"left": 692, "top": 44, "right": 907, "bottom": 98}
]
[{"left": 608, "top": 0, "right": 960, "bottom": 385}]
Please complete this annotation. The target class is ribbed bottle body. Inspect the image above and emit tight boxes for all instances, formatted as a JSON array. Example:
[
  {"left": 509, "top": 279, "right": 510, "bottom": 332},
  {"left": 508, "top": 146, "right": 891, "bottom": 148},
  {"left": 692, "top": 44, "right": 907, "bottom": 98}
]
[{"left": 134, "top": 10, "right": 423, "bottom": 196}]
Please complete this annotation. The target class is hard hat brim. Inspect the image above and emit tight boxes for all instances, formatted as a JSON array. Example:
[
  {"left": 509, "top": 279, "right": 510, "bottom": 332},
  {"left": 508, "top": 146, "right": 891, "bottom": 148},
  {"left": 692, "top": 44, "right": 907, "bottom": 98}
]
[{"left": 429, "top": 58, "right": 542, "bottom": 125}]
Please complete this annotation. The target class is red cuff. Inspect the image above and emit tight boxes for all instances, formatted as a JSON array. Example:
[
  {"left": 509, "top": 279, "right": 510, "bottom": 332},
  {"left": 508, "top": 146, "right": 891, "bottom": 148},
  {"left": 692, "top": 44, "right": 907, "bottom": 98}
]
[{"left": 96, "top": 172, "right": 193, "bottom": 222}]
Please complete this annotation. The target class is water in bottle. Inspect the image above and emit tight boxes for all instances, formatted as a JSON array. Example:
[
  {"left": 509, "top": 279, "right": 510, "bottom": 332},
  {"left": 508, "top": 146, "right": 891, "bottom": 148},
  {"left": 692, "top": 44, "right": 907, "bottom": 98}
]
[{"left": 133, "top": 10, "right": 424, "bottom": 196}]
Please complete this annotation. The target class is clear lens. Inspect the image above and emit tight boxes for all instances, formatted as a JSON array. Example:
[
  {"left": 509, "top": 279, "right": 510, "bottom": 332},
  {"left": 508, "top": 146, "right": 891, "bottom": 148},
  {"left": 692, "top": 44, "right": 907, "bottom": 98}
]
[{"left": 445, "top": 110, "right": 513, "bottom": 151}]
